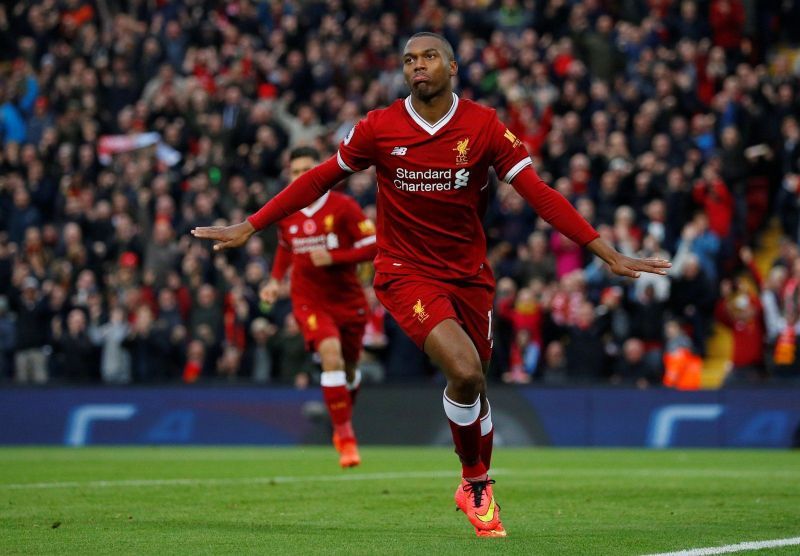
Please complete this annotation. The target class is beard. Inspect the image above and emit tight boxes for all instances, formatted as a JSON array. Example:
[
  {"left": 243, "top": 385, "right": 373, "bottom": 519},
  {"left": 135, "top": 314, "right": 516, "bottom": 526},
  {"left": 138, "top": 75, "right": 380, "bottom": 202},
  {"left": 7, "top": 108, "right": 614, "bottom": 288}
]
[{"left": 410, "top": 80, "right": 446, "bottom": 102}]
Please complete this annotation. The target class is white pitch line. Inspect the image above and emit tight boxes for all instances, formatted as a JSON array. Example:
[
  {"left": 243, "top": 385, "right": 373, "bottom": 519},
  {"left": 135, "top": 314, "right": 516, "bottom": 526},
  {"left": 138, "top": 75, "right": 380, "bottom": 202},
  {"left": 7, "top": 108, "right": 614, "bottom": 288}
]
[
  {"left": 2, "top": 467, "right": 797, "bottom": 490},
  {"left": 644, "top": 536, "right": 800, "bottom": 556},
  {"left": 0, "top": 469, "right": 462, "bottom": 490}
]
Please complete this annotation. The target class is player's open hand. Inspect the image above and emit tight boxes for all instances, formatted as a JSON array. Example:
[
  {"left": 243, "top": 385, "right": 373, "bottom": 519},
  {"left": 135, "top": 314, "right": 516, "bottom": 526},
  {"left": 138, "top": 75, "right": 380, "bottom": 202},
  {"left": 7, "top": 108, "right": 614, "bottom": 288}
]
[
  {"left": 191, "top": 221, "right": 255, "bottom": 252},
  {"left": 608, "top": 253, "right": 671, "bottom": 279},
  {"left": 309, "top": 249, "right": 333, "bottom": 267},
  {"left": 586, "top": 237, "right": 670, "bottom": 279}
]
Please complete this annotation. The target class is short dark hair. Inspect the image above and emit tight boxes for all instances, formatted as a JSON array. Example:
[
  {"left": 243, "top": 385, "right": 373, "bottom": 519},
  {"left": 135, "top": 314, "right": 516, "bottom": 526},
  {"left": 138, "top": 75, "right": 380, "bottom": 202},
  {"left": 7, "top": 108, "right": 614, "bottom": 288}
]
[
  {"left": 289, "top": 146, "right": 321, "bottom": 162},
  {"left": 407, "top": 32, "right": 455, "bottom": 63}
]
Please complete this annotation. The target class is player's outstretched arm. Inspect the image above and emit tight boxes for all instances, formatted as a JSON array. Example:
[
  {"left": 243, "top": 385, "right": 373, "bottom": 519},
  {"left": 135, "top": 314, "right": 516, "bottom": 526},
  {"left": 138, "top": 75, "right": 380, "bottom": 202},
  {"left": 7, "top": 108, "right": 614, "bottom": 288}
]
[
  {"left": 585, "top": 237, "right": 670, "bottom": 279},
  {"left": 510, "top": 165, "right": 669, "bottom": 278},
  {"left": 191, "top": 155, "right": 350, "bottom": 251}
]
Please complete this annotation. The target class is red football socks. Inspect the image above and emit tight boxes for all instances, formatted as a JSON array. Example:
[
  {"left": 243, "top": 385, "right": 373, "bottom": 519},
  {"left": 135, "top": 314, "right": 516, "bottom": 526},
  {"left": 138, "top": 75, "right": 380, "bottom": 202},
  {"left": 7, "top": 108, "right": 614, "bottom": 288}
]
[
  {"left": 443, "top": 391, "right": 487, "bottom": 479},
  {"left": 480, "top": 402, "right": 494, "bottom": 471},
  {"left": 321, "top": 371, "right": 354, "bottom": 441},
  {"left": 347, "top": 369, "right": 362, "bottom": 406}
]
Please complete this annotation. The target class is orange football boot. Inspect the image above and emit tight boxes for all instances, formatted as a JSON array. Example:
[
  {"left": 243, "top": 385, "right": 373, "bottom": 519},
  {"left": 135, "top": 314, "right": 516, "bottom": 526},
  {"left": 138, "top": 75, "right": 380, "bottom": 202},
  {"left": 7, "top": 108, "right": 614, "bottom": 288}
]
[
  {"left": 454, "top": 478, "right": 506, "bottom": 536},
  {"left": 338, "top": 439, "right": 361, "bottom": 468}
]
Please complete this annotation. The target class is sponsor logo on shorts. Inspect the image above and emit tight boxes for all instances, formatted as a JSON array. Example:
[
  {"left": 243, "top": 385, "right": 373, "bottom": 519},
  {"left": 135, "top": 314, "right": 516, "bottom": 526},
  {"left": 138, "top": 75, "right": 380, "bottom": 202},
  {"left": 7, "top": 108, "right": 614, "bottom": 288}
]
[
  {"left": 413, "top": 299, "right": 429, "bottom": 323},
  {"left": 307, "top": 314, "right": 318, "bottom": 330}
]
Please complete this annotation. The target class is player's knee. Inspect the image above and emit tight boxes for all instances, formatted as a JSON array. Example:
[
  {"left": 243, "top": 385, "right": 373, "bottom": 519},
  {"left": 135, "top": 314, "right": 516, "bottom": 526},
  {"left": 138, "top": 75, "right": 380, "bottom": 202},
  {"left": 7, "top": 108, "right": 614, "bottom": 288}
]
[
  {"left": 318, "top": 338, "right": 344, "bottom": 371},
  {"left": 448, "top": 364, "right": 485, "bottom": 399},
  {"left": 319, "top": 352, "right": 344, "bottom": 371}
]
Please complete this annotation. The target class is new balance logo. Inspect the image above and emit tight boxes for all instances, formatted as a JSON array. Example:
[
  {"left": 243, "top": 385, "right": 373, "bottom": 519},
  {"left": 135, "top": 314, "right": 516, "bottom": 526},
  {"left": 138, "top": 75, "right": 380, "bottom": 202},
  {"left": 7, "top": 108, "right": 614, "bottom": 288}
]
[{"left": 391, "top": 147, "right": 408, "bottom": 156}]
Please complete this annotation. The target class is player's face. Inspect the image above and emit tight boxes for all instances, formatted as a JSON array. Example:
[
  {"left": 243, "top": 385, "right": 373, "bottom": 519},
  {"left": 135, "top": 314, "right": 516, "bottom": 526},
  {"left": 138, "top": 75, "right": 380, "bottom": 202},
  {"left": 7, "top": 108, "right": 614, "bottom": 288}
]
[
  {"left": 402, "top": 37, "right": 456, "bottom": 101},
  {"left": 289, "top": 156, "right": 317, "bottom": 181}
]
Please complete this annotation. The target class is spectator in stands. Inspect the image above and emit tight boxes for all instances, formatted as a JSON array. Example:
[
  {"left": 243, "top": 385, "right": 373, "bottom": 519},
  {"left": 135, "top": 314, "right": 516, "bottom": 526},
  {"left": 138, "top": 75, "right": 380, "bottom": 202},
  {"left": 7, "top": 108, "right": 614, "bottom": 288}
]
[
  {"left": 89, "top": 306, "right": 131, "bottom": 385},
  {"left": 189, "top": 284, "right": 223, "bottom": 341},
  {"left": 0, "top": 295, "right": 15, "bottom": 380},
  {"left": 673, "top": 214, "right": 720, "bottom": 286},
  {"left": 499, "top": 286, "right": 544, "bottom": 384},
  {"left": 273, "top": 313, "right": 315, "bottom": 388},
  {"left": 182, "top": 339, "right": 207, "bottom": 384},
  {"left": 1, "top": 0, "right": 798, "bottom": 387},
  {"left": 245, "top": 317, "right": 276, "bottom": 383},
  {"left": 669, "top": 251, "right": 715, "bottom": 356},
  {"left": 144, "top": 218, "right": 181, "bottom": 289},
  {"left": 127, "top": 305, "right": 172, "bottom": 383},
  {"left": 360, "top": 285, "right": 388, "bottom": 384},
  {"left": 9, "top": 276, "right": 50, "bottom": 384},
  {"left": 662, "top": 319, "right": 702, "bottom": 390},
  {"left": 8, "top": 187, "right": 41, "bottom": 245},
  {"left": 216, "top": 344, "right": 243, "bottom": 381},
  {"left": 513, "top": 231, "right": 556, "bottom": 286},
  {"left": 51, "top": 308, "right": 97, "bottom": 382},
  {"left": 611, "top": 337, "right": 663, "bottom": 388},
  {"left": 565, "top": 299, "right": 606, "bottom": 382},
  {"left": 540, "top": 340, "right": 568, "bottom": 385}
]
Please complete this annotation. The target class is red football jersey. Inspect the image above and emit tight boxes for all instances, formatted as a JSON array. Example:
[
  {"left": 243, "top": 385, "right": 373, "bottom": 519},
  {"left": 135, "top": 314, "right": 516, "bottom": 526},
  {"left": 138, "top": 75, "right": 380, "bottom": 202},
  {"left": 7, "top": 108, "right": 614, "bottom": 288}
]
[
  {"left": 274, "top": 191, "right": 376, "bottom": 311},
  {"left": 336, "top": 94, "right": 532, "bottom": 281}
]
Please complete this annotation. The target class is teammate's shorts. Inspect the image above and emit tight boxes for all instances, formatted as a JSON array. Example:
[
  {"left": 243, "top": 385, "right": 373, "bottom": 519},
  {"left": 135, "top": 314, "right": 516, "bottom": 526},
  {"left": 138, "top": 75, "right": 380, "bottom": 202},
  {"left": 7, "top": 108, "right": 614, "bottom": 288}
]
[
  {"left": 373, "top": 267, "right": 495, "bottom": 361},
  {"left": 292, "top": 302, "right": 366, "bottom": 364}
]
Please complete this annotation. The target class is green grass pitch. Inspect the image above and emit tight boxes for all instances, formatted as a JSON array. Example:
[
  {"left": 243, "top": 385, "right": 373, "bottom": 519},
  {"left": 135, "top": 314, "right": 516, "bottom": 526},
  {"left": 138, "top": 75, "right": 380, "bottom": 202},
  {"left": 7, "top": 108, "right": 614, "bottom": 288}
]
[{"left": 1, "top": 447, "right": 798, "bottom": 555}]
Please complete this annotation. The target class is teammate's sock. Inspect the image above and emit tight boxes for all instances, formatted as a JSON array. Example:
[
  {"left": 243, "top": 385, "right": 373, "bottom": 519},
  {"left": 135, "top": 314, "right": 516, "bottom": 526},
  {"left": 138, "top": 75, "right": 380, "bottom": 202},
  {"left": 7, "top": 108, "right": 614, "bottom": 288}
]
[
  {"left": 480, "top": 400, "right": 494, "bottom": 472},
  {"left": 443, "top": 390, "right": 486, "bottom": 479},
  {"left": 321, "top": 371, "right": 354, "bottom": 441},
  {"left": 346, "top": 369, "right": 362, "bottom": 406}
]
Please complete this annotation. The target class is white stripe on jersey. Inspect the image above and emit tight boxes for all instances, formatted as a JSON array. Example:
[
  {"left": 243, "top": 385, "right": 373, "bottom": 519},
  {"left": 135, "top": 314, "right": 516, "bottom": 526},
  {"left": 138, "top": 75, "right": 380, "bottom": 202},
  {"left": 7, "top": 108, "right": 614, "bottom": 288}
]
[
  {"left": 337, "top": 151, "right": 355, "bottom": 173},
  {"left": 353, "top": 235, "right": 377, "bottom": 248},
  {"left": 504, "top": 157, "right": 532, "bottom": 183}
]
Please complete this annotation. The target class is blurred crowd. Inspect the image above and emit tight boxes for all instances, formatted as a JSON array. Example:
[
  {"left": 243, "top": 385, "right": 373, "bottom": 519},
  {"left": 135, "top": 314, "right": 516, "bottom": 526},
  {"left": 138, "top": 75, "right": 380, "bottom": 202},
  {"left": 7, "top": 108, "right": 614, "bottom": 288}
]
[{"left": 1, "top": 0, "right": 800, "bottom": 388}]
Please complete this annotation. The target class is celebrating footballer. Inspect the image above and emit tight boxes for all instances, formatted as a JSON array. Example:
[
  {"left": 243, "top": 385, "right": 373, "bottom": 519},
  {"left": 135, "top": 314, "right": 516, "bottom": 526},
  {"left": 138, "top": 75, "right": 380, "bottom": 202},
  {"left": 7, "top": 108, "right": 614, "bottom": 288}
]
[{"left": 193, "top": 32, "right": 669, "bottom": 538}]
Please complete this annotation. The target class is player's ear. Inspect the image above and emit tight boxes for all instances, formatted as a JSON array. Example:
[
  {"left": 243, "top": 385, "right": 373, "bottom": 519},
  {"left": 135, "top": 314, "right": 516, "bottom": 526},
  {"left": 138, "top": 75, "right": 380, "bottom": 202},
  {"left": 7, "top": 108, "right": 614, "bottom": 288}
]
[{"left": 449, "top": 60, "right": 458, "bottom": 77}]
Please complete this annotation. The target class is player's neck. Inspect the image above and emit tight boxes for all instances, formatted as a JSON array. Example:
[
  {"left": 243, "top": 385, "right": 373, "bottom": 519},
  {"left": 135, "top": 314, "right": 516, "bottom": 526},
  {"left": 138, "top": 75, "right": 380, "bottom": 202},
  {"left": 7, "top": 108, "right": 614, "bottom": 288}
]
[{"left": 409, "top": 90, "right": 455, "bottom": 126}]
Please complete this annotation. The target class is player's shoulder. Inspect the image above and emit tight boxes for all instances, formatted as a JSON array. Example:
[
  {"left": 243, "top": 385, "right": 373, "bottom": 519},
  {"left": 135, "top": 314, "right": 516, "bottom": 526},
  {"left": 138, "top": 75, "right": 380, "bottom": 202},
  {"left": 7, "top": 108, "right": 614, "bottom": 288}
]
[
  {"left": 363, "top": 99, "right": 406, "bottom": 126},
  {"left": 457, "top": 97, "right": 499, "bottom": 122}
]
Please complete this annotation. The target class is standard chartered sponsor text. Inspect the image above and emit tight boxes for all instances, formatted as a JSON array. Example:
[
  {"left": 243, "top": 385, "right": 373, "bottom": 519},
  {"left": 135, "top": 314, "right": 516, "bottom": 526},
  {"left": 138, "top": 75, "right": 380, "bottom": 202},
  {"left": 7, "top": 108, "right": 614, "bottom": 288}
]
[
  {"left": 291, "top": 235, "right": 327, "bottom": 253},
  {"left": 393, "top": 168, "right": 470, "bottom": 192}
]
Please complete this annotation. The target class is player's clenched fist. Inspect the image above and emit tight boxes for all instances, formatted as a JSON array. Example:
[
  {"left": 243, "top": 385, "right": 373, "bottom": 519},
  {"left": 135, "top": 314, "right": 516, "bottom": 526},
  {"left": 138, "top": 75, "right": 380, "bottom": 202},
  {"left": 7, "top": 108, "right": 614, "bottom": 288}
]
[
  {"left": 309, "top": 249, "right": 333, "bottom": 267},
  {"left": 259, "top": 278, "right": 280, "bottom": 304}
]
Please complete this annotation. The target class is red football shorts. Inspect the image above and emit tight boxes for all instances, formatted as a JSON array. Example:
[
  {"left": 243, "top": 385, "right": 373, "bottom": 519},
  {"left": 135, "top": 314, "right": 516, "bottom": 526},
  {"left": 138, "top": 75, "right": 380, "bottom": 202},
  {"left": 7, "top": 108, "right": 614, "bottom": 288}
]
[
  {"left": 292, "top": 301, "right": 366, "bottom": 364},
  {"left": 373, "top": 268, "right": 495, "bottom": 361}
]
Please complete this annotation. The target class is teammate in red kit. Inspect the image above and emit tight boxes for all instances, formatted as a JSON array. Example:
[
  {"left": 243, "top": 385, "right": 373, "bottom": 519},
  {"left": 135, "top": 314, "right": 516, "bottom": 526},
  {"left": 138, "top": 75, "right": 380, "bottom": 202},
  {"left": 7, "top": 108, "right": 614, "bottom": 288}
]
[
  {"left": 261, "top": 146, "right": 377, "bottom": 468},
  {"left": 192, "top": 32, "right": 670, "bottom": 537}
]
